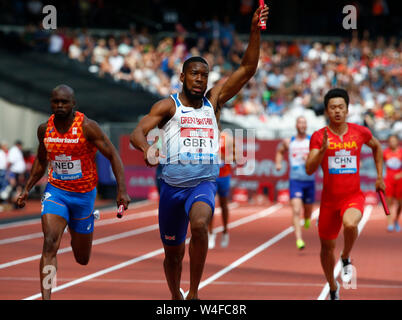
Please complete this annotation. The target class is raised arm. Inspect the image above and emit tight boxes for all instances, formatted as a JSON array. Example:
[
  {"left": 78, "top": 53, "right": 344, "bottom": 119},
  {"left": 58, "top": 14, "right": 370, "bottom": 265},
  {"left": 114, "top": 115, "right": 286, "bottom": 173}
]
[
  {"left": 16, "top": 123, "right": 48, "bottom": 208},
  {"left": 83, "top": 118, "right": 130, "bottom": 209},
  {"left": 130, "top": 98, "right": 175, "bottom": 166},
  {"left": 365, "top": 136, "right": 385, "bottom": 192},
  {"left": 275, "top": 138, "right": 290, "bottom": 171},
  {"left": 207, "top": 5, "right": 269, "bottom": 112}
]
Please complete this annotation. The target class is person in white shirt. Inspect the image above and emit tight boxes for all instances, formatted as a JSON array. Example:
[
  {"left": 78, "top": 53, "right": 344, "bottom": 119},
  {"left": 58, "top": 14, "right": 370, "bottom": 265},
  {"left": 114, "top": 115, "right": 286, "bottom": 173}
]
[{"left": 7, "top": 141, "right": 26, "bottom": 206}]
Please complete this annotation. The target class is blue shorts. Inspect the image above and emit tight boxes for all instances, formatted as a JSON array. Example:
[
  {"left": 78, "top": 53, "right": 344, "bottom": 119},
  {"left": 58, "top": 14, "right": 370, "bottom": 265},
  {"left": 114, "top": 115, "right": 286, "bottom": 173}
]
[
  {"left": 289, "top": 179, "right": 315, "bottom": 204},
  {"left": 41, "top": 183, "right": 97, "bottom": 234},
  {"left": 159, "top": 179, "right": 217, "bottom": 246},
  {"left": 216, "top": 175, "right": 231, "bottom": 197}
]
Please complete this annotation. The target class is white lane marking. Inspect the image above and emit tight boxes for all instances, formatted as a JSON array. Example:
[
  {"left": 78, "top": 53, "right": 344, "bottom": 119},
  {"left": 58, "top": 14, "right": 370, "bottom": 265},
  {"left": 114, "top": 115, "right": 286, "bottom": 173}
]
[
  {"left": 0, "top": 200, "right": 152, "bottom": 230},
  {"left": 0, "top": 203, "right": 239, "bottom": 245},
  {"left": 187, "top": 209, "right": 320, "bottom": 296},
  {"left": 22, "top": 203, "right": 284, "bottom": 300}
]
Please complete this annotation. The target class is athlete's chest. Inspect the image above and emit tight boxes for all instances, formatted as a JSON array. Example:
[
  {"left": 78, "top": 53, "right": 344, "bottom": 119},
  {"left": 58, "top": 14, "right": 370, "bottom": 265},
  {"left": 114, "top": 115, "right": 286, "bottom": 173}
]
[
  {"left": 44, "top": 124, "right": 87, "bottom": 155},
  {"left": 176, "top": 106, "right": 215, "bottom": 128},
  {"left": 384, "top": 149, "right": 402, "bottom": 170},
  {"left": 289, "top": 139, "right": 309, "bottom": 159},
  {"left": 324, "top": 131, "right": 364, "bottom": 174},
  {"left": 326, "top": 131, "right": 363, "bottom": 154}
]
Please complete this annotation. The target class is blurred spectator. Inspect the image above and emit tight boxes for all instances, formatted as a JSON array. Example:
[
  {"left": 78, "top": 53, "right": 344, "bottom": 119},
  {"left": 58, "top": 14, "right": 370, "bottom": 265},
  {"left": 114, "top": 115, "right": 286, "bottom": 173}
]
[
  {"left": 48, "top": 31, "right": 64, "bottom": 54},
  {"left": 92, "top": 38, "right": 110, "bottom": 65},
  {"left": 118, "top": 35, "right": 133, "bottom": 56},
  {"left": 0, "top": 141, "right": 9, "bottom": 204},
  {"left": 7, "top": 140, "right": 26, "bottom": 207},
  {"left": 68, "top": 37, "right": 84, "bottom": 62}
]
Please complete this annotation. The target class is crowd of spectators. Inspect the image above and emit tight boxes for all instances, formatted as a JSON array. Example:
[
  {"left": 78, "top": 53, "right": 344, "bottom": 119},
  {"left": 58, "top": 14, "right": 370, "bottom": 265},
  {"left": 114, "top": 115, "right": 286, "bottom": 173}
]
[
  {"left": 1, "top": 3, "right": 401, "bottom": 140},
  {"left": 34, "top": 22, "right": 401, "bottom": 139}
]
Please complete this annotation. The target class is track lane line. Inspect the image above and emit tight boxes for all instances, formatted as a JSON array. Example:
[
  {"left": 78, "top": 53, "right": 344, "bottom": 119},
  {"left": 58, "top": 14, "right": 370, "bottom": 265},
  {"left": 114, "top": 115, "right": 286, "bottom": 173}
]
[
  {"left": 186, "top": 208, "right": 320, "bottom": 296},
  {"left": 0, "top": 203, "right": 273, "bottom": 269},
  {"left": 22, "top": 203, "right": 283, "bottom": 300},
  {"left": 0, "top": 200, "right": 153, "bottom": 230},
  {"left": 0, "top": 203, "right": 239, "bottom": 245}
]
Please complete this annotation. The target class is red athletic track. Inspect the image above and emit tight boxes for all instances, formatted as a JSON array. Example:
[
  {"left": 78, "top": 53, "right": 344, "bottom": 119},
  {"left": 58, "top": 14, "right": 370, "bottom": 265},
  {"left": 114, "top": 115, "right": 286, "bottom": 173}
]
[{"left": 0, "top": 199, "right": 401, "bottom": 300}]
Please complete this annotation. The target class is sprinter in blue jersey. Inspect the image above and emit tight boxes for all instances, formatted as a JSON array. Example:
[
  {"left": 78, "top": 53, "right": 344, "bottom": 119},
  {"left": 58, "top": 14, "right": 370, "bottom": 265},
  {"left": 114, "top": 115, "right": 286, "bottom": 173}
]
[
  {"left": 130, "top": 5, "right": 269, "bottom": 300},
  {"left": 275, "top": 116, "right": 315, "bottom": 250}
]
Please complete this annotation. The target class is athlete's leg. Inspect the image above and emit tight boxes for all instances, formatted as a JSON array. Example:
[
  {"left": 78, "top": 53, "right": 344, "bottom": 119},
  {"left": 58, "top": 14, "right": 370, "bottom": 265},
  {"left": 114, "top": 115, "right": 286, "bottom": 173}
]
[
  {"left": 163, "top": 242, "right": 186, "bottom": 300},
  {"left": 303, "top": 203, "right": 313, "bottom": 220},
  {"left": 187, "top": 201, "right": 213, "bottom": 300},
  {"left": 318, "top": 202, "right": 342, "bottom": 291},
  {"left": 219, "top": 194, "right": 229, "bottom": 234},
  {"left": 394, "top": 200, "right": 402, "bottom": 231},
  {"left": 290, "top": 198, "right": 303, "bottom": 241},
  {"left": 69, "top": 229, "right": 93, "bottom": 265},
  {"left": 341, "top": 208, "right": 362, "bottom": 260},
  {"left": 67, "top": 188, "right": 97, "bottom": 265},
  {"left": 319, "top": 237, "right": 337, "bottom": 291},
  {"left": 158, "top": 180, "right": 190, "bottom": 299},
  {"left": 302, "top": 180, "right": 315, "bottom": 229},
  {"left": 40, "top": 214, "right": 67, "bottom": 300},
  {"left": 386, "top": 196, "right": 395, "bottom": 230}
]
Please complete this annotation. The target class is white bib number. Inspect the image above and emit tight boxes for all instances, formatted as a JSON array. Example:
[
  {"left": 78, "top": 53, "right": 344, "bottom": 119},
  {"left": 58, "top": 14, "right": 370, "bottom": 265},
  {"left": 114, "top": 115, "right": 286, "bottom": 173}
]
[
  {"left": 179, "top": 128, "right": 216, "bottom": 162},
  {"left": 328, "top": 153, "right": 357, "bottom": 174},
  {"left": 51, "top": 155, "right": 82, "bottom": 180}
]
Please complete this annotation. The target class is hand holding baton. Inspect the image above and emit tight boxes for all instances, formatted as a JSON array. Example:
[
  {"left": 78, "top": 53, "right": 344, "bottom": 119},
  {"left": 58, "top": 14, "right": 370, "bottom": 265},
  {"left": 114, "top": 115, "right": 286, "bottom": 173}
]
[
  {"left": 117, "top": 204, "right": 124, "bottom": 219},
  {"left": 378, "top": 190, "right": 390, "bottom": 216},
  {"left": 259, "top": 0, "right": 267, "bottom": 30}
]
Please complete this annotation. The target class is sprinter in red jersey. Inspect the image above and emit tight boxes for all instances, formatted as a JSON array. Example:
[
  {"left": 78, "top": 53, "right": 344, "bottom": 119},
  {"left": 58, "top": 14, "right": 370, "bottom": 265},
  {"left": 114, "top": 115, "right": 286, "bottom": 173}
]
[
  {"left": 306, "top": 88, "right": 384, "bottom": 300},
  {"left": 16, "top": 85, "right": 130, "bottom": 299},
  {"left": 383, "top": 134, "right": 402, "bottom": 232}
]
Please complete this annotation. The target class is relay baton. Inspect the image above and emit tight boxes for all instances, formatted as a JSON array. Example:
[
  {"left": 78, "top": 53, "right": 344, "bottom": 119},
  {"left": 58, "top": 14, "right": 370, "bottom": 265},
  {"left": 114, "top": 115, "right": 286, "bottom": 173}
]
[
  {"left": 378, "top": 190, "right": 390, "bottom": 216},
  {"left": 259, "top": 0, "right": 266, "bottom": 30},
  {"left": 117, "top": 204, "right": 124, "bottom": 219}
]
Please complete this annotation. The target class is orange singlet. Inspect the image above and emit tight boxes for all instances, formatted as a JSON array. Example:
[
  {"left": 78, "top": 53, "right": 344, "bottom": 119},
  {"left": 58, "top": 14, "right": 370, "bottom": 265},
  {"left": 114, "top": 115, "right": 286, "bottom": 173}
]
[{"left": 44, "top": 111, "right": 98, "bottom": 193}]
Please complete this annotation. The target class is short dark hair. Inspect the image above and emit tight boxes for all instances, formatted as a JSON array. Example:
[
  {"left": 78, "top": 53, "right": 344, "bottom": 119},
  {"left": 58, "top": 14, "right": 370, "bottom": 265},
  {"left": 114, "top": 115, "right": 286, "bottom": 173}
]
[
  {"left": 388, "top": 134, "right": 399, "bottom": 141},
  {"left": 182, "top": 56, "right": 209, "bottom": 73},
  {"left": 324, "top": 88, "right": 349, "bottom": 109}
]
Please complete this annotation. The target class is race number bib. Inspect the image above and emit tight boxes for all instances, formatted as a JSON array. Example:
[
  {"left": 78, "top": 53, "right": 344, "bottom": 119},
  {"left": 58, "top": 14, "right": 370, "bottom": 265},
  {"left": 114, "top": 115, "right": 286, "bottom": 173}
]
[
  {"left": 328, "top": 149, "right": 357, "bottom": 174},
  {"left": 386, "top": 157, "right": 401, "bottom": 170},
  {"left": 51, "top": 154, "right": 83, "bottom": 180},
  {"left": 179, "top": 127, "right": 215, "bottom": 162}
]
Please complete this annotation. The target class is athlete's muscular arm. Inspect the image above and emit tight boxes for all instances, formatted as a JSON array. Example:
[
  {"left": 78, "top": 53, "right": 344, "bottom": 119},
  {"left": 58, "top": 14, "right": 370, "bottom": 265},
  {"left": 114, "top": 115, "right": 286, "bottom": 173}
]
[
  {"left": 366, "top": 136, "right": 385, "bottom": 192},
  {"left": 130, "top": 98, "right": 175, "bottom": 166},
  {"left": 306, "top": 128, "right": 328, "bottom": 175},
  {"left": 16, "top": 123, "right": 48, "bottom": 208},
  {"left": 83, "top": 119, "right": 131, "bottom": 209},
  {"left": 275, "top": 138, "right": 290, "bottom": 171},
  {"left": 207, "top": 5, "right": 269, "bottom": 115}
]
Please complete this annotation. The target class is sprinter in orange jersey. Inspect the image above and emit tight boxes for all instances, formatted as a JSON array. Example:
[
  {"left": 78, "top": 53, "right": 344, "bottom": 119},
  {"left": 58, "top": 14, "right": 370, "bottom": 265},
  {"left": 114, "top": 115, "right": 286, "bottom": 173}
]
[
  {"left": 306, "top": 88, "right": 384, "bottom": 300},
  {"left": 16, "top": 85, "right": 130, "bottom": 300}
]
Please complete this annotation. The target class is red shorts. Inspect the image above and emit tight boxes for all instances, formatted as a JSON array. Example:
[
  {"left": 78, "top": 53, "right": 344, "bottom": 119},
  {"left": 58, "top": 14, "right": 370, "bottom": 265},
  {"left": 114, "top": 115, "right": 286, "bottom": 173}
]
[
  {"left": 385, "top": 177, "right": 402, "bottom": 199},
  {"left": 318, "top": 192, "right": 365, "bottom": 240}
]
